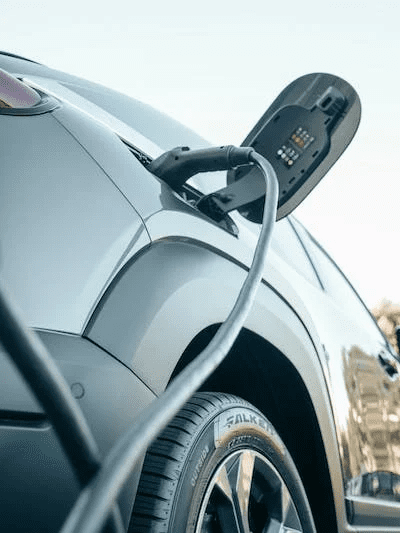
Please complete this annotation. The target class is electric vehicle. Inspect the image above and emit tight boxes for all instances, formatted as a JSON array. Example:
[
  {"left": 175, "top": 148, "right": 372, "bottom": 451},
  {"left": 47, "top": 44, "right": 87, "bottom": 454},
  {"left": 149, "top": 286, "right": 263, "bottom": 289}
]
[{"left": 0, "top": 51, "right": 398, "bottom": 533}]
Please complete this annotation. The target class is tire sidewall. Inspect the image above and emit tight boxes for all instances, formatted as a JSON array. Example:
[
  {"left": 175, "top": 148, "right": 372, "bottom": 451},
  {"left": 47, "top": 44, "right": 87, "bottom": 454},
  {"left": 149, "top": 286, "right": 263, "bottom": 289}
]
[{"left": 169, "top": 401, "right": 314, "bottom": 532}]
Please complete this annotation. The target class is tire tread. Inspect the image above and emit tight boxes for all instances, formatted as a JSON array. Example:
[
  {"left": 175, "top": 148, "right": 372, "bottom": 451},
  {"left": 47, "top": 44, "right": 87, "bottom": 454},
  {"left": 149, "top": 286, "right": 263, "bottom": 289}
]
[
  {"left": 129, "top": 392, "right": 238, "bottom": 532},
  {"left": 128, "top": 392, "right": 315, "bottom": 533}
]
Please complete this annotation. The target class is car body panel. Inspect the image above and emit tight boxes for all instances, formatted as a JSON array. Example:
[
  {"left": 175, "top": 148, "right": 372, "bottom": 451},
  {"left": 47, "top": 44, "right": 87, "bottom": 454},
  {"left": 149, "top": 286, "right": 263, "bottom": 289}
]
[
  {"left": 0, "top": 106, "right": 151, "bottom": 333},
  {"left": 1, "top": 52, "right": 399, "bottom": 532},
  {"left": 0, "top": 332, "right": 155, "bottom": 532},
  {"left": 0, "top": 51, "right": 210, "bottom": 156},
  {"left": 24, "top": 75, "right": 165, "bottom": 158},
  {"left": 291, "top": 221, "right": 400, "bottom": 525},
  {"left": 85, "top": 235, "right": 350, "bottom": 531},
  {"left": 287, "top": 267, "right": 400, "bottom": 525}
]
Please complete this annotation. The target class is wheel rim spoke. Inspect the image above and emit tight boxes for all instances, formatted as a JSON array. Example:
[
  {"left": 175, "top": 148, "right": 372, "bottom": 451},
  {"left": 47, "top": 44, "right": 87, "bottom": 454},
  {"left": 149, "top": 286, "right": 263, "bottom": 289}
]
[
  {"left": 280, "top": 484, "right": 302, "bottom": 533},
  {"left": 230, "top": 450, "right": 255, "bottom": 533},
  {"left": 215, "top": 464, "right": 233, "bottom": 501},
  {"left": 214, "top": 465, "right": 241, "bottom": 533},
  {"left": 196, "top": 449, "right": 304, "bottom": 533},
  {"left": 212, "top": 453, "right": 255, "bottom": 533}
]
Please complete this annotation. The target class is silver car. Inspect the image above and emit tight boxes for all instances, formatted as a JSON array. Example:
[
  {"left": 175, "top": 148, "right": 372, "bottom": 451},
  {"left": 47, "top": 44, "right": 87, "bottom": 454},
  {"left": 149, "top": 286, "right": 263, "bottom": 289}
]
[{"left": 0, "top": 51, "right": 398, "bottom": 533}]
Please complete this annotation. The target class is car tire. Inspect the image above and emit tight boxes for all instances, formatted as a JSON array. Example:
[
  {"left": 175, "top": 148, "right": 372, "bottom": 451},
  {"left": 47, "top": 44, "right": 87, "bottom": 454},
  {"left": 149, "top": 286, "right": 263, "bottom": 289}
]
[{"left": 129, "top": 392, "right": 316, "bottom": 533}]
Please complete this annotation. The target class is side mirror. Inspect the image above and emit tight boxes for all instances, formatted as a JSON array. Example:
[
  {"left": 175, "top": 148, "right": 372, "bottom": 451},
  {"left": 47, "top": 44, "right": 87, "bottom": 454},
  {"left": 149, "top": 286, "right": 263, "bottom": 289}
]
[{"left": 227, "top": 73, "right": 361, "bottom": 222}]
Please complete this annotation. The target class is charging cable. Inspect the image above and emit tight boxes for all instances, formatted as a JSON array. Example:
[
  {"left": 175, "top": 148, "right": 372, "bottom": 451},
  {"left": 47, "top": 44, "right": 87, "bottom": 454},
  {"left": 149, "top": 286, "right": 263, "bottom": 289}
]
[
  {"left": 0, "top": 284, "right": 124, "bottom": 533},
  {"left": 60, "top": 149, "right": 279, "bottom": 533}
]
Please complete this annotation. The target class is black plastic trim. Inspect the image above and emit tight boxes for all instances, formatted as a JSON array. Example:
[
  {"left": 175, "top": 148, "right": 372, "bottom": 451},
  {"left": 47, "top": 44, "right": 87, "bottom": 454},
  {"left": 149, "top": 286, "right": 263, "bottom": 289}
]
[
  {"left": 0, "top": 286, "right": 124, "bottom": 533},
  {"left": 0, "top": 409, "right": 49, "bottom": 428}
]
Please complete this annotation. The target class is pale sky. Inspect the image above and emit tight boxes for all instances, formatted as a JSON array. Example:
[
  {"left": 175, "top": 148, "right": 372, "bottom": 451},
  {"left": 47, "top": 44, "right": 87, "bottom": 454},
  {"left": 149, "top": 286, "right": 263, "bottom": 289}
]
[{"left": 2, "top": 0, "right": 399, "bottom": 308}]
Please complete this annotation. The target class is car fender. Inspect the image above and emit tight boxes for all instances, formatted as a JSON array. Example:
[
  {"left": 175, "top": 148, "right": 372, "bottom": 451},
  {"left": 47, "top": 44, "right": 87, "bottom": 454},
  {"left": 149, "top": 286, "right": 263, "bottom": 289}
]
[{"left": 85, "top": 236, "right": 347, "bottom": 529}]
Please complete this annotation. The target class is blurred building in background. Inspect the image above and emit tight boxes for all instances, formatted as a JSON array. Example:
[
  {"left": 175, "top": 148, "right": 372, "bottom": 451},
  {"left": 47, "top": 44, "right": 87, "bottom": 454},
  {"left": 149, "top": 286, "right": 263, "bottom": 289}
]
[{"left": 372, "top": 300, "right": 400, "bottom": 354}]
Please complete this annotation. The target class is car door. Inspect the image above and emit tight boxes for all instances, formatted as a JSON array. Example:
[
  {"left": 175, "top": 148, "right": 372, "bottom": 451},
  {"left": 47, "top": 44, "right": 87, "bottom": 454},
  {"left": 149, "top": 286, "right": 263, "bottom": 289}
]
[{"left": 291, "top": 218, "right": 400, "bottom": 529}]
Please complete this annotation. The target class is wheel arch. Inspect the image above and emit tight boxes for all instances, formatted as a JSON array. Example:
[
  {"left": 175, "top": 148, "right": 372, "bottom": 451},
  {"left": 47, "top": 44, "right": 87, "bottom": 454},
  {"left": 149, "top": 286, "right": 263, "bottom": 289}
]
[
  {"left": 86, "top": 239, "right": 347, "bottom": 531},
  {"left": 170, "top": 325, "right": 338, "bottom": 533}
]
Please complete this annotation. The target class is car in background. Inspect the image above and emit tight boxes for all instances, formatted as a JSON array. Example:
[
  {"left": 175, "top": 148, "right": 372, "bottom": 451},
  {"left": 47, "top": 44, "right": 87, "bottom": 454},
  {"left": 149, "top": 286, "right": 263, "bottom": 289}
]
[{"left": 0, "top": 51, "right": 399, "bottom": 533}]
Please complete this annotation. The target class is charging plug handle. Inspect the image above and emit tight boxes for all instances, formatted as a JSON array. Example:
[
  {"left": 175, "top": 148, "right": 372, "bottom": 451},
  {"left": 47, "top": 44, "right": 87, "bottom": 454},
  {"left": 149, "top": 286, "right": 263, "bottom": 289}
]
[{"left": 148, "top": 145, "right": 254, "bottom": 190}]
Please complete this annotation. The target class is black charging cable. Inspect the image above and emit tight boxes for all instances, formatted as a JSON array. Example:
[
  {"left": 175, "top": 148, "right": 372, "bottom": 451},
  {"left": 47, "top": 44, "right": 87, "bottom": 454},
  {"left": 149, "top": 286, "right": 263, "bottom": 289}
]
[
  {"left": 0, "top": 286, "right": 124, "bottom": 533},
  {"left": 59, "top": 149, "right": 279, "bottom": 533}
]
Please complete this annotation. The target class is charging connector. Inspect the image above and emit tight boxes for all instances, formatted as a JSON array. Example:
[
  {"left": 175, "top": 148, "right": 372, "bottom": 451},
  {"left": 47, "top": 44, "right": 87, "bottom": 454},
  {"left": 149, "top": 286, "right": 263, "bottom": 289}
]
[{"left": 148, "top": 145, "right": 254, "bottom": 190}]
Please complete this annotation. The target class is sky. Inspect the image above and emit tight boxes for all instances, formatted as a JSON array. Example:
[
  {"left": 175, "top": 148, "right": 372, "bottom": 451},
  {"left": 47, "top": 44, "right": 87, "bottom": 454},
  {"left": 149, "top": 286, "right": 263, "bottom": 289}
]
[{"left": 2, "top": 0, "right": 399, "bottom": 308}]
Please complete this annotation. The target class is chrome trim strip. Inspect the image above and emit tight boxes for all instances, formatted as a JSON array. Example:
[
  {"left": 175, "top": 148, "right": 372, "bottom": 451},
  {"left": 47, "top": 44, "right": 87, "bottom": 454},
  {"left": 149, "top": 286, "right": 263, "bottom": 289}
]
[{"left": 347, "top": 496, "right": 400, "bottom": 527}]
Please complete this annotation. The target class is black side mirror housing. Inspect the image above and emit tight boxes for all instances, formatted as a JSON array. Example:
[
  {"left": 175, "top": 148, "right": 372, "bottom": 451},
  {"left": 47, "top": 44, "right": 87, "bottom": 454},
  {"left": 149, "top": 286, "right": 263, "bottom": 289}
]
[{"left": 227, "top": 72, "right": 361, "bottom": 222}]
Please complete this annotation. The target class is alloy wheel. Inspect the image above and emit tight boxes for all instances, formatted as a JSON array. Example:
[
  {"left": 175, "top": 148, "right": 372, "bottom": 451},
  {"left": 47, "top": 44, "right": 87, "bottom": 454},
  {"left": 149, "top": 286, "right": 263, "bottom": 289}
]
[{"left": 195, "top": 449, "right": 303, "bottom": 533}]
